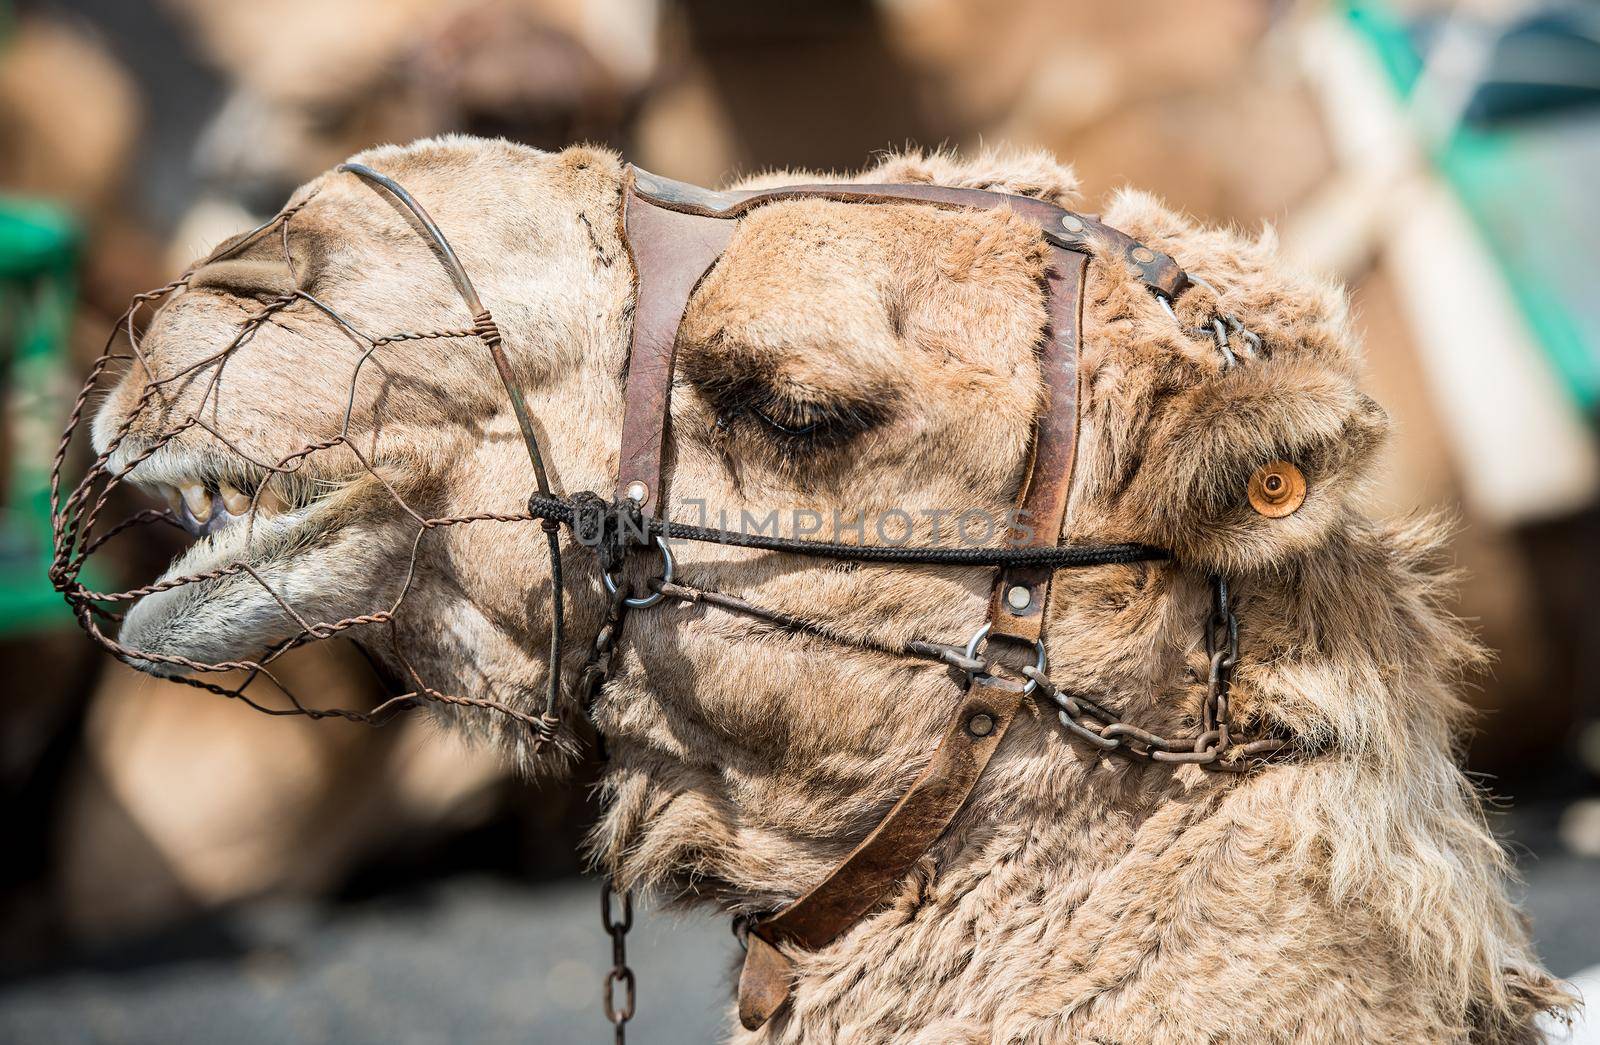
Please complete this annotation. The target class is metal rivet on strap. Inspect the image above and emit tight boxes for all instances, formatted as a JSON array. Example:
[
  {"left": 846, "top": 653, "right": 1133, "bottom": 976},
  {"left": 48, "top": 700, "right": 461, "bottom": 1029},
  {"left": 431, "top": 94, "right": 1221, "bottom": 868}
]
[
  {"left": 967, "top": 713, "right": 995, "bottom": 738},
  {"left": 1060, "top": 214, "right": 1085, "bottom": 234},
  {"left": 1247, "top": 460, "right": 1306, "bottom": 518},
  {"left": 624, "top": 480, "right": 649, "bottom": 504},
  {"left": 1005, "top": 584, "right": 1032, "bottom": 612},
  {"left": 1131, "top": 246, "right": 1156, "bottom": 264}
]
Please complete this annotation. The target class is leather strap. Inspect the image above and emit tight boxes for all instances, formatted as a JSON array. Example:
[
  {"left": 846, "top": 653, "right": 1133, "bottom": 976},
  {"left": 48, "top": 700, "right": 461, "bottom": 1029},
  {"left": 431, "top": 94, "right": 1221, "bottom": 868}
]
[
  {"left": 738, "top": 676, "right": 1028, "bottom": 1030},
  {"left": 630, "top": 168, "right": 1188, "bottom": 300},
  {"left": 612, "top": 165, "right": 1183, "bottom": 1031},
  {"left": 737, "top": 934, "right": 796, "bottom": 1032},
  {"left": 615, "top": 166, "right": 1188, "bottom": 518},
  {"left": 616, "top": 172, "right": 738, "bottom": 517},
  {"left": 985, "top": 248, "right": 1088, "bottom": 644}
]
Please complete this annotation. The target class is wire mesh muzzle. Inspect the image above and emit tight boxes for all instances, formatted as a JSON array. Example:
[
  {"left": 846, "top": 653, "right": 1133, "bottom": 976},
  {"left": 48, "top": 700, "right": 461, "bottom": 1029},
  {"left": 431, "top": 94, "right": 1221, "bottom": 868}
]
[{"left": 49, "top": 167, "right": 569, "bottom": 748}]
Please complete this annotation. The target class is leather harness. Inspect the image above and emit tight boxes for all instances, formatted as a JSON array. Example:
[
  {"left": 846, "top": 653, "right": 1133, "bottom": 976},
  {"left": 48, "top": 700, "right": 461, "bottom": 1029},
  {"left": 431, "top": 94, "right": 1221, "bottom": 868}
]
[
  {"left": 325, "top": 161, "right": 1268, "bottom": 1035},
  {"left": 54, "top": 159, "right": 1289, "bottom": 1042},
  {"left": 613, "top": 167, "right": 1189, "bottom": 1029}
]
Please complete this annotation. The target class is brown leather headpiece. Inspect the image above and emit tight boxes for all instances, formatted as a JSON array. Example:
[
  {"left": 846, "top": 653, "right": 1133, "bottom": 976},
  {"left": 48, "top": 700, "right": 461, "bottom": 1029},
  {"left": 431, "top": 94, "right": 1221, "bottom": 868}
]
[{"left": 612, "top": 166, "right": 1189, "bottom": 1029}]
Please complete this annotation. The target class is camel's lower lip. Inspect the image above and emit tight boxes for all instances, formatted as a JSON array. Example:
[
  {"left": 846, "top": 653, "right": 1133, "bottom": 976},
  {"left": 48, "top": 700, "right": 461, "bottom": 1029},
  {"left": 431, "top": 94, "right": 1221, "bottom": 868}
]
[
  {"left": 116, "top": 496, "right": 333, "bottom": 677},
  {"left": 152, "top": 496, "right": 320, "bottom": 586}
]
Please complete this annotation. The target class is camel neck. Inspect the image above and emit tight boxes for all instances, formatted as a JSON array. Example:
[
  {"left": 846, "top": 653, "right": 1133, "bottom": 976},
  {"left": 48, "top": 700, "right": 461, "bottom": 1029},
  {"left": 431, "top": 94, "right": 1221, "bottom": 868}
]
[{"left": 748, "top": 748, "right": 1219, "bottom": 1040}]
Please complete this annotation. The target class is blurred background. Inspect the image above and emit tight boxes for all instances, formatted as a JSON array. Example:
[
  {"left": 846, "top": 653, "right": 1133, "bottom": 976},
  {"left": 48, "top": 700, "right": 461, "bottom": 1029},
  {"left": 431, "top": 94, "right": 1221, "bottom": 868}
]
[{"left": 1, "top": 0, "right": 1598, "bottom": 1040}]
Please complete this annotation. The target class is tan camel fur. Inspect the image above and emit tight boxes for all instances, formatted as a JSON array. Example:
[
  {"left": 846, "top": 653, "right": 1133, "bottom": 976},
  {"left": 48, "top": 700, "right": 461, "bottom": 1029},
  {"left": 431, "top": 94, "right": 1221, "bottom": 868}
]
[{"left": 92, "top": 138, "right": 1574, "bottom": 1042}]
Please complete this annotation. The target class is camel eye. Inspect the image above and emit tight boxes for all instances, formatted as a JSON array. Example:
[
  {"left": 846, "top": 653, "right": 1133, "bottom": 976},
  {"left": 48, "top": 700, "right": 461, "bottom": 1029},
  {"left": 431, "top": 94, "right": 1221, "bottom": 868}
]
[
  {"left": 694, "top": 372, "right": 885, "bottom": 453},
  {"left": 722, "top": 395, "right": 844, "bottom": 448}
]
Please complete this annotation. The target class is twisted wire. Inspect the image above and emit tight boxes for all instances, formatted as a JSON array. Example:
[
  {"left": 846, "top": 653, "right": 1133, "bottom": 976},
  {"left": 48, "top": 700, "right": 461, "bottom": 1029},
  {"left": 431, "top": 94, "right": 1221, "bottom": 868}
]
[{"left": 50, "top": 174, "right": 566, "bottom": 746}]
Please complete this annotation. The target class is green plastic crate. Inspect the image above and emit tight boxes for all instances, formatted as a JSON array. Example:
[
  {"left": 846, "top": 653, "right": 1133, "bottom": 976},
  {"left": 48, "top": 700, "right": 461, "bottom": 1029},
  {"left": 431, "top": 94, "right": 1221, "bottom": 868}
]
[{"left": 0, "top": 197, "right": 82, "bottom": 633}]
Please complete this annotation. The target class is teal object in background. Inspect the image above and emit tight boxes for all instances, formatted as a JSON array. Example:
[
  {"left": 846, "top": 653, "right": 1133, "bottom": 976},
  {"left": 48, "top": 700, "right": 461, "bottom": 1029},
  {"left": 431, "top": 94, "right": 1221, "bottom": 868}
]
[
  {"left": 0, "top": 198, "right": 82, "bottom": 633},
  {"left": 1344, "top": 0, "right": 1600, "bottom": 416}
]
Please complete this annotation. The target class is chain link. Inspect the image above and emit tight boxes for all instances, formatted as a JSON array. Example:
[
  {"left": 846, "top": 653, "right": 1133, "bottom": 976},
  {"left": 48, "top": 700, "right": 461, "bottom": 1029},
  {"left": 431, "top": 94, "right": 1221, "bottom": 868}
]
[
  {"left": 588, "top": 577, "right": 636, "bottom": 1043},
  {"left": 601, "top": 878, "right": 636, "bottom": 1043},
  {"left": 1024, "top": 576, "right": 1290, "bottom": 772}
]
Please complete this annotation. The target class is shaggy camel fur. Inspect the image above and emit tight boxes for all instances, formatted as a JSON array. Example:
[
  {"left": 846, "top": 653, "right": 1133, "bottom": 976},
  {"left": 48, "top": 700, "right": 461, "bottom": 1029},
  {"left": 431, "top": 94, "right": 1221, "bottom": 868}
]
[{"left": 93, "top": 138, "right": 1573, "bottom": 1041}]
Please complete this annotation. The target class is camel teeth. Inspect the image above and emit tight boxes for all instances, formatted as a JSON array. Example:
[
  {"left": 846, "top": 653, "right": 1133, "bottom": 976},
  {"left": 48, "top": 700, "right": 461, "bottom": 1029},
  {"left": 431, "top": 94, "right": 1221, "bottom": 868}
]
[
  {"left": 256, "top": 483, "right": 288, "bottom": 514},
  {"left": 219, "top": 483, "right": 251, "bottom": 516},
  {"left": 161, "top": 484, "right": 184, "bottom": 516},
  {"left": 180, "top": 482, "right": 213, "bottom": 523}
]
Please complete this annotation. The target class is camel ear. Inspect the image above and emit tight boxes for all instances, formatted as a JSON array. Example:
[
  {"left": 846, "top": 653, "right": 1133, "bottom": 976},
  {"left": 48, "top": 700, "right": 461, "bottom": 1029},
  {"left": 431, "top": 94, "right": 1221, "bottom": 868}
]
[{"left": 1112, "top": 355, "right": 1390, "bottom": 573}]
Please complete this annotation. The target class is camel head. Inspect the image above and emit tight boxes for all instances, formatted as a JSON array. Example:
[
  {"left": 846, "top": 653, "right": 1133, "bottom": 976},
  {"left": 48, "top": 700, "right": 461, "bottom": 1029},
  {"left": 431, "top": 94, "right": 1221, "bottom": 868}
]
[
  {"left": 79, "top": 137, "right": 1571, "bottom": 1038},
  {"left": 86, "top": 133, "right": 1393, "bottom": 771},
  {"left": 86, "top": 140, "right": 623, "bottom": 744}
]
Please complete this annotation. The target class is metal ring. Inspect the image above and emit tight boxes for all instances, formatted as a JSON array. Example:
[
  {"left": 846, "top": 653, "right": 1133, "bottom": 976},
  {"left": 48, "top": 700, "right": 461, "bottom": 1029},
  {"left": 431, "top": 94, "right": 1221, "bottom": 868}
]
[
  {"left": 963, "top": 622, "right": 1046, "bottom": 696},
  {"left": 602, "top": 536, "right": 674, "bottom": 609},
  {"left": 1158, "top": 277, "right": 1262, "bottom": 364},
  {"left": 1208, "top": 317, "right": 1237, "bottom": 370},
  {"left": 1227, "top": 318, "right": 1262, "bottom": 358}
]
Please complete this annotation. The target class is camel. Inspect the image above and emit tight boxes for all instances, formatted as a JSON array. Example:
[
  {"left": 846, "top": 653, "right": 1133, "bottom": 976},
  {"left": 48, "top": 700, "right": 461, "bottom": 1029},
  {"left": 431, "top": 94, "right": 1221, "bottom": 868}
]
[
  {"left": 79, "top": 137, "right": 1573, "bottom": 1041},
  {"left": 166, "top": 0, "right": 656, "bottom": 216}
]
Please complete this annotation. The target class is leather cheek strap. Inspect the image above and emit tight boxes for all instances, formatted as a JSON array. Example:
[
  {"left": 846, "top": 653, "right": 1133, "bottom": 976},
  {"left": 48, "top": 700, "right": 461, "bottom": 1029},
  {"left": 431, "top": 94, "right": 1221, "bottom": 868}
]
[
  {"left": 733, "top": 252, "right": 1087, "bottom": 1032},
  {"left": 737, "top": 675, "right": 1030, "bottom": 1031},
  {"left": 615, "top": 173, "right": 736, "bottom": 518},
  {"left": 986, "top": 247, "right": 1087, "bottom": 644}
]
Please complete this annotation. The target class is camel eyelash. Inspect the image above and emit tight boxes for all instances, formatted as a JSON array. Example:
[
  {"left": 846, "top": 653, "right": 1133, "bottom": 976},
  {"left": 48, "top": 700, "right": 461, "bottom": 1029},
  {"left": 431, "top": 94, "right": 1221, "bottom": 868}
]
[
  {"left": 747, "top": 401, "right": 830, "bottom": 439},
  {"left": 701, "top": 377, "right": 887, "bottom": 451}
]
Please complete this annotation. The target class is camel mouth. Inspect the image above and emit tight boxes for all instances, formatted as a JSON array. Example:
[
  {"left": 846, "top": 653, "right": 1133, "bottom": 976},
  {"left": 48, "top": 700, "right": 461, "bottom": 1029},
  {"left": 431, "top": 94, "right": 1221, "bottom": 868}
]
[
  {"left": 115, "top": 443, "right": 322, "bottom": 546},
  {"left": 143, "top": 471, "right": 296, "bottom": 539},
  {"left": 126, "top": 451, "right": 328, "bottom": 581},
  {"left": 105, "top": 439, "right": 374, "bottom": 675}
]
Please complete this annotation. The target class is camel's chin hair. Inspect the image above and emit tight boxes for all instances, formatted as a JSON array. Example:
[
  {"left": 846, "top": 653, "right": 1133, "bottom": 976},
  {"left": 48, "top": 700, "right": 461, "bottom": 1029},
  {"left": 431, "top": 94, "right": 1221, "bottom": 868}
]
[{"left": 117, "top": 503, "right": 383, "bottom": 676}]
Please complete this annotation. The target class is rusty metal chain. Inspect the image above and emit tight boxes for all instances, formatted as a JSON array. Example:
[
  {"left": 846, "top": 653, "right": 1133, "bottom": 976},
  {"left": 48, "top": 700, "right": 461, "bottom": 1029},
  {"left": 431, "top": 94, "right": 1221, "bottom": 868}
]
[
  {"left": 584, "top": 579, "right": 637, "bottom": 1041},
  {"left": 600, "top": 878, "right": 636, "bottom": 1044},
  {"left": 1023, "top": 577, "right": 1290, "bottom": 772}
]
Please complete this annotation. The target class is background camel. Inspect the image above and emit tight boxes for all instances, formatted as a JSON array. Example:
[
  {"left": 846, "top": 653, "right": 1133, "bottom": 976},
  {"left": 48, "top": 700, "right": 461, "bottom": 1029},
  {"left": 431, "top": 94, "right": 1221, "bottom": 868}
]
[
  {"left": 81, "top": 137, "right": 1573, "bottom": 1041},
  {"left": 166, "top": 0, "right": 658, "bottom": 212}
]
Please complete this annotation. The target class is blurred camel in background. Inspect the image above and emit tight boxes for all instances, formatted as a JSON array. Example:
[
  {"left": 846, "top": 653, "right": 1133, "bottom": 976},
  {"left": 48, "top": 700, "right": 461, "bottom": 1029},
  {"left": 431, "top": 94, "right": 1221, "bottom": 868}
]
[{"left": 163, "top": 0, "right": 660, "bottom": 259}]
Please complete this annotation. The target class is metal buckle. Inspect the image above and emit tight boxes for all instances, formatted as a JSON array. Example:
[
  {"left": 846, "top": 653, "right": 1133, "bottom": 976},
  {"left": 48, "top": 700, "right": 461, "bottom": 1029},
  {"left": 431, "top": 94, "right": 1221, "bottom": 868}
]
[
  {"left": 963, "top": 622, "right": 1046, "bottom": 696},
  {"left": 603, "top": 536, "right": 674, "bottom": 609}
]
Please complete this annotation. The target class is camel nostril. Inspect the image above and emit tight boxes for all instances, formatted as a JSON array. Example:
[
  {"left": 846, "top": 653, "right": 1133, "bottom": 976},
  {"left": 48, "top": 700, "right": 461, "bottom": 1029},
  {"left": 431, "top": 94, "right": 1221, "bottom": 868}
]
[{"left": 187, "top": 256, "right": 299, "bottom": 299}]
